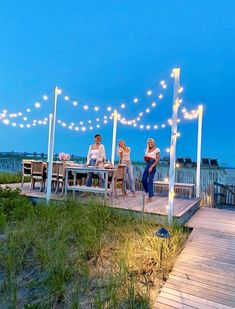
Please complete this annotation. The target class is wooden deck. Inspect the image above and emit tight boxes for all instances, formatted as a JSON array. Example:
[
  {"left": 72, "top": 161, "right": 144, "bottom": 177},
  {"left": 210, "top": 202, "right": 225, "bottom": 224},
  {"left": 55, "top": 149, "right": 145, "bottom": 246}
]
[
  {"left": 154, "top": 208, "right": 235, "bottom": 309},
  {"left": 1, "top": 182, "right": 200, "bottom": 225}
]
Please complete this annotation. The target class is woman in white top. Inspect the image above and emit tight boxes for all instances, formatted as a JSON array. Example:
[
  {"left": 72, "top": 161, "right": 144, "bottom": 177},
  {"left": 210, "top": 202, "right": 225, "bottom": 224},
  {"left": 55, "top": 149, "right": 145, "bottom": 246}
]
[
  {"left": 117, "top": 140, "right": 135, "bottom": 196},
  {"left": 86, "top": 134, "right": 106, "bottom": 188},
  {"left": 142, "top": 138, "right": 160, "bottom": 201}
]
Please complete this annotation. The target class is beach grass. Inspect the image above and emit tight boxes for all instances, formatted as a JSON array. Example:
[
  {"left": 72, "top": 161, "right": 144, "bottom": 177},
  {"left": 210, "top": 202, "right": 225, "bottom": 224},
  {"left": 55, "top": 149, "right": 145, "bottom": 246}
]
[
  {"left": 0, "top": 172, "right": 29, "bottom": 184},
  {"left": 0, "top": 188, "right": 189, "bottom": 308}
]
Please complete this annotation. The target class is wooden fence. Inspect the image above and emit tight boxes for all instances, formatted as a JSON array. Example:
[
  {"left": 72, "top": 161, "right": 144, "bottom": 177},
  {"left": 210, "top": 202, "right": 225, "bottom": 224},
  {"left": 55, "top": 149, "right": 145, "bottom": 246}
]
[{"left": 0, "top": 152, "right": 233, "bottom": 207}]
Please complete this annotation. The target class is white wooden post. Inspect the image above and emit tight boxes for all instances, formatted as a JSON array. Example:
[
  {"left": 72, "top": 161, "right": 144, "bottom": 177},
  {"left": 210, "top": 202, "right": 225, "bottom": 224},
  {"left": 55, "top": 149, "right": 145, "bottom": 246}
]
[
  {"left": 168, "top": 68, "right": 180, "bottom": 225},
  {"left": 111, "top": 110, "right": 118, "bottom": 165},
  {"left": 47, "top": 113, "right": 53, "bottom": 161},
  {"left": 196, "top": 105, "right": 203, "bottom": 198},
  {"left": 46, "top": 86, "right": 58, "bottom": 202}
]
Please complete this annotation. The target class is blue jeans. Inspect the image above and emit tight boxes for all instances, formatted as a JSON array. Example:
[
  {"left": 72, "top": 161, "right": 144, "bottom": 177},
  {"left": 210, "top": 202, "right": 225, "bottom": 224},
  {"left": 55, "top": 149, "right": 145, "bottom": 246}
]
[
  {"left": 142, "top": 160, "right": 156, "bottom": 197},
  {"left": 124, "top": 164, "right": 135, "bottom": 193},
  {"left": 86, "top": 159, "right": 105, "bottom": 188}
]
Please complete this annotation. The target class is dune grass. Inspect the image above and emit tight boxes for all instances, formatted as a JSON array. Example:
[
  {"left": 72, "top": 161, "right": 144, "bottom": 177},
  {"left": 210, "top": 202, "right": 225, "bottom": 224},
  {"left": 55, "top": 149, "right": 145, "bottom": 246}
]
[
  {"left": 0, "top": 188, "right": 189, "bottom": 308},
  {"left": 0, "top": 171, "right": 27, "bottom": 184}
]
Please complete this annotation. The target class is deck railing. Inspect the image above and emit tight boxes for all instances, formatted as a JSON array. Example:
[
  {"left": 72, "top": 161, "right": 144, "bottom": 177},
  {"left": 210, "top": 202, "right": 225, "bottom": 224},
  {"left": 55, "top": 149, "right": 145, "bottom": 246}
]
[{"left": 213, "top": 181, "right": 235, "bottom": 207}]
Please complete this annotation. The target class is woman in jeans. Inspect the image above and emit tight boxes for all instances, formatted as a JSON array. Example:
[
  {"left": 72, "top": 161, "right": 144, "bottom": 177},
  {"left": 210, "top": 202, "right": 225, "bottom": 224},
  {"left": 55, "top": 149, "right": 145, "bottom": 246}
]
[
  {"left": 117, "top": 140, "right": 135, "bottom": 196},
  {"left": 85, "top": 134, "right": 106, "bottom": 188},
  {"left": 142, "top": 138, "right": 160, "bottom": 202}
]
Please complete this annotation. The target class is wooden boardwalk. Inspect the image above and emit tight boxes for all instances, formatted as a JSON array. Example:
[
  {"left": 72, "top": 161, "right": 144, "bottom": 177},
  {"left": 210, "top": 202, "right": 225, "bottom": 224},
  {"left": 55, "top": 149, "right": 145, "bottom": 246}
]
[
  {"left": 154, "top": 208, "right": 235, "bottom": 309},
  {"left": 1, "top": 182, "right": 200, "bottom": 225}
]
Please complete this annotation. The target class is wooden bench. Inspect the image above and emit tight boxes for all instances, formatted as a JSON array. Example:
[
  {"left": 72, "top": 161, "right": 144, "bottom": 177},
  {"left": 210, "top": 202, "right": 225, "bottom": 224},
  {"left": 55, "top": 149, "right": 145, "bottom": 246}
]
[{"left": 153, "top": 181, "right": 195, "bottom": 199}]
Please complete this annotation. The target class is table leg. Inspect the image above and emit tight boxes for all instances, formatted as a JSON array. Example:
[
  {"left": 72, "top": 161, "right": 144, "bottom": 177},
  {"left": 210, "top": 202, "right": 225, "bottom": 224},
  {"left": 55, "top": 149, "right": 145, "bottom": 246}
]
[{"left": 65, "top": 170, "right": 68, "bottom": 198}]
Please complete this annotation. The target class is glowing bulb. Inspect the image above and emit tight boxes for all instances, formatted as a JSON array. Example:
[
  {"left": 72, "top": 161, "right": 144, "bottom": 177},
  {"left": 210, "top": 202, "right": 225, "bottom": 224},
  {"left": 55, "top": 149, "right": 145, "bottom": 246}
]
[
  {"left": 62, "top": 122, "right": 66, "bottom": 127},
  {"left": 12, "top": 122, "right": 17, "bottom": 127},
  {"left": 96, "top": 118, "right": 100, "bottom": 122},
  {"left": 107, "top": 107, "right": 112, "bottom": 111},
  {"left": 23, "top": 117, "right": 27, "bottom": 121},
  {"left": 133, "top": 98, "right": 138, "bottom": 103},
  {"left": 68, "top": 125, "right": 73, "bottom": 130},
  {"left": 176, "top": 132, "right": 180, "bottom": 137},
  {"left": 43, "top": 95, "right": 48, "bottom": 100},
  {"left": 140, "top": 124, "right": 144, "bottom": 129},
  {"left": 57, "top": 89, "right": 62, "bottom": 95},
  {"left": 164, "top": 177, "right": 169, "bottom": 182},
  {"left": 147, "top": 90, "right": 152, "bottom": 96},
  {"left": 178, "top": 87, "right": 183, "bottom": 93},
  {"left": 104, "top": 120, "right": 107, "bottom": 124},
  {"left": 176, "top": 163, "right": 180, "bottom": 168},
  {"left": 64, "top": 96, "right": 69, "bottom": 101},
  {"left": 146, "top": 125, "right": 150, "bottom": 129},
  {"left": 18, "top": 112, "right": 22, "bottom": 116},
  {"left": 96, "top": 124, "right": 100, "bottom": 128},
  {"left": 152, "top": 102, "right": 156, "bottom": 107},
  {"left": 121, "top": 103, "right": 125, "bottom": 108},
  {"left": 26, "top": 124, "right": 31, "bottom": 128},
  {"left": 158, "top": 94, "right": 163, "bottom": 99},
  {"left": 19, "top": 124, "right": 24, "bottom": 128},
  {"left": 161, "top": 124, "right": 166, "bottom": 128},
  {"left": 94, "top": 106, "right": 99, "bottom": 111},
  {"left": 154, "top": 125, "right": 158, "bottom": 129},
  {"left": 81, "top": 127, "right": 86, "bottom": 131},
  {"left": 58, "top": 120, "right": 61, "bottom": 123},
  {"left": 166, "top": 148, "right": 170, "bottom": 153},
  {"left": 80, "top": 121, "right": 83, "bottom": 125},
  {"left": 83, "top": 105, "right": 89, "bottom": 110},
  {"left": 75, "top": 127, "right": 79, "bottom": 131},
  {"left": 139, "top": 112, "right": 143, "bottom": 117},
  {"left": 162, "top": 84, "right": 167, "bottom": 89},
  {"left": 73, "top": 101, "right": 78, "bottom": 106},
  {"left": 88, "top": 120, "right": 92, "bottom": 124},
  {"left": 3, "top": 109, "right": 7, "bottom": 114},
  {"left": 26, "top": 108, "right": 31, "bottom": 113},
  {"left": 35, "top": 102, "right": 41, "bottom": 108},
  {"left": 182, "top": 107, "right": 186, "bottom": 113},
  {"left": 170, "top": 72, "right": 174, "bottom": 78},
  {"left": 89, "top": 126, "right": 93, "bottom": 130},
  {"left": 160, "top": 80, "right": 165, "bottom": 86},
  {"left": 146, "top": 108, "right": 150, "bottom": 113},
  {"left": 3, "top": 119, "right": 10, "bottom": 125}
]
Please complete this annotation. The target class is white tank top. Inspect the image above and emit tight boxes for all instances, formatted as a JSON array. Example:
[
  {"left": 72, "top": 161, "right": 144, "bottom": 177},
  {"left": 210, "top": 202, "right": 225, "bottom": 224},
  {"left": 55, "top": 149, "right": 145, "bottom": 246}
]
[
  {"left": 145, "top": 147, "right": 160, "bottom": 159},
  {"left": 90, "top": 149, "right": 100, "bottom": 159}
]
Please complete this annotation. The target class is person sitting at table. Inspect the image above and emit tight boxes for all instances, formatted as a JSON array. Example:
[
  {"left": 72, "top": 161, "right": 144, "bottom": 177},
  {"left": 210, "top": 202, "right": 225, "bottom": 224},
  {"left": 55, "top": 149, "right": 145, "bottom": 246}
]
[
  {"left": 117, "top": 139, "right": 135, "bottom": 196},
  {"left": 85, "top": 134, "right": 106, "bottom": 188},
  {"left": 142, "top": 138, "right": 160, "bottom": 202}
]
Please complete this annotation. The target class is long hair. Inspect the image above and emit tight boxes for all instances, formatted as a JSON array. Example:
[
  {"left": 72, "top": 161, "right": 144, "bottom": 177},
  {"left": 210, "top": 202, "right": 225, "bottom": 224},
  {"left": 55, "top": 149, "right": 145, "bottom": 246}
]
[
  {"left": 117, "top": 139, "right": 126, "bottom": 155},
  {"left": 145, "top": 138, "right": 155, "bottom": 152}
]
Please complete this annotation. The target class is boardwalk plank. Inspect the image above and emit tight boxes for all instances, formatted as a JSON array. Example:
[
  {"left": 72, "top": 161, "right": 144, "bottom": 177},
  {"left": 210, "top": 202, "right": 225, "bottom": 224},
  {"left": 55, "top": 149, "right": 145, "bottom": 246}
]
[
  {"left": 155, "top": 208, "right": 235, "bottom": 308},
  {"left": 160, "top": 287, "right": 233, "bottom": 309}
]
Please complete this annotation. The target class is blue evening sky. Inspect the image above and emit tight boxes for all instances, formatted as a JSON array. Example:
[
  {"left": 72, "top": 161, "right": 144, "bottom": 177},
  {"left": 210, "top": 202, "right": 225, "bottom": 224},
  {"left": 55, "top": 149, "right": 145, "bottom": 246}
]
[{"left": 0, "top": 0, "right": 234, "bottom": 166}]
